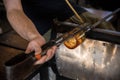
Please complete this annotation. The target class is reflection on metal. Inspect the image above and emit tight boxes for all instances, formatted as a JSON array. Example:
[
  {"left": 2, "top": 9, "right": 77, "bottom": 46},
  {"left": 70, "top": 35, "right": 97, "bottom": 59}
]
[
  {"left": 56, "top": 39, "right": 120, "bottom": 80},
  {"left": 84, "top": 7, "right": 113, "bottom": 21}
]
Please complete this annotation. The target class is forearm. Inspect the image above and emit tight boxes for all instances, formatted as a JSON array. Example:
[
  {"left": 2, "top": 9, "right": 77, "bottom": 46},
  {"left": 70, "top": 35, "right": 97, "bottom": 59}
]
[{"left": 7, "top": 9, "right": 42, "bottom": 41}]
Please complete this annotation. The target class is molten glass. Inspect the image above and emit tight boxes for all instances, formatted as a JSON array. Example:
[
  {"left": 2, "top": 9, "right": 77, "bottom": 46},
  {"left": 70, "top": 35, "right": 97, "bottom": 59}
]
[{"left": 64, "top": 32, "right": 86, "bottom": 49}]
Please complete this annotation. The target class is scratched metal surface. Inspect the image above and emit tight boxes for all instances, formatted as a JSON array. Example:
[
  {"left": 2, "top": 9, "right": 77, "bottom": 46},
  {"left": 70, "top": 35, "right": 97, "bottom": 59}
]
[{"left": 56, "top": 39, "right": 120, "bottom": 80}]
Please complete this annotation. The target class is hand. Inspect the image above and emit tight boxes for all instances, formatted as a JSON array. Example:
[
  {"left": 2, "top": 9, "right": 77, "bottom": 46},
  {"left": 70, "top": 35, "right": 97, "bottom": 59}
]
[{"left": 25, "top": 36, "right": 57, "bottom": 65}]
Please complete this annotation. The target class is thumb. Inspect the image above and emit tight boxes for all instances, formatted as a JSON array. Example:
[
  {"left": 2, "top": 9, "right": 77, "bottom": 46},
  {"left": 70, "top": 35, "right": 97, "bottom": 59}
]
[
  {"left": 25, "top": 46, "right": 33, "bottom": 54},
  {"left": 34, "top": 47, "right": 42, "bottom": 60},
  {"left": 34, "top": 47, "right": 42, "bottom": 55}
]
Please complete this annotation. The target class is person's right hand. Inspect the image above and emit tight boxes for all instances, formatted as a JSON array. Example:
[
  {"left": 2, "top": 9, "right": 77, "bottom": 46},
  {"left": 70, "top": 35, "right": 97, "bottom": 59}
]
[{"left": 25, "top": 36, "right": 57, "bottom": 65}]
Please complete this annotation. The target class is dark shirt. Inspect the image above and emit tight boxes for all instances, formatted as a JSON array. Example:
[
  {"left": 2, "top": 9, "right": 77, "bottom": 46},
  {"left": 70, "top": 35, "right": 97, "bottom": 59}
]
[
  {"left": 21, "top": 0, "right": 86, "bottom": 36},
  {"left": 21, "top": 0, "right": 86, "bottom": 17}
]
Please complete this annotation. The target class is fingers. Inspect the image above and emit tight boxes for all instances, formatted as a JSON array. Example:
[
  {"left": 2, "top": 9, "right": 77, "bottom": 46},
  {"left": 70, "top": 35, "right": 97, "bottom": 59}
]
[
  {"left": 34, "top": 46, "right": 57, "bottom": 65},
  {"left": 34, "top": 46, "right": 42, "bottom": 55},
  {"left": 25, "top": 40, "right": 57, "bottom": 65},
  {"left": 45, "top": 46, "right": 57, "bottom": 61},
  {"left": 25, "top": 41, "right": 42, "bottom": 54},
  {"left": 25, "top": 45, "right": 33, "bottom": 54},
  {"left": 34, "top": 55, "right": 47, "bottom": 65}
]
